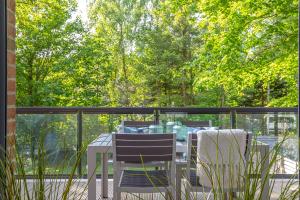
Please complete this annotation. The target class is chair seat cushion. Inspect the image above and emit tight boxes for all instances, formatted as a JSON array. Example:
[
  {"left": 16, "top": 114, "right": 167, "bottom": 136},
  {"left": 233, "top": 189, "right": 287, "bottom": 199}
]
[
  {"left": 190, "top": 169, "right": 201, "bottom": 187},
  {"left": 120, "top": 170, "right": 169, "bottom": 187}
]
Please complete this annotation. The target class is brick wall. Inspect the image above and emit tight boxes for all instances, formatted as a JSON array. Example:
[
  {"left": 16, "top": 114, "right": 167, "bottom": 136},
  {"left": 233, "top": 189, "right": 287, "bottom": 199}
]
[{"left": 7, "top": 0, "right": 16, "bottom": 161}]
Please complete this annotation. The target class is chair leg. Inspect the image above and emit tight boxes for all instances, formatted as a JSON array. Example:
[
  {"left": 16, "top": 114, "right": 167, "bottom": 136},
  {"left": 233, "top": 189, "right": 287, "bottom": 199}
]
[
  {"left": 223, "top": 192, "right": 228, "bottom": 200},
  {"left": 185, "top": 185, "right": 191, "bottom": 200},
  {"left": 113, "top": 190, "right": 121, "bottom": 200},
  {"left": 113, "top": 183, "right": 117, "bottom": 200},
  {"left": 229, "top": 192, "right": 236, "bottom": 199},
  {"left": 118, "top": 191, "right": 121, "bottom": 199},
  {"left": 165, "top": 192, "right": 170, "bottom": 200},
  {"left": 172, "top": 187, "right": 176, "bottom": 200},
  {"left": 113, "top": 174, "right": 120, "bottom": 200},
  {"left": 165, "top": 190, "right": 175, "bottom": 200}
]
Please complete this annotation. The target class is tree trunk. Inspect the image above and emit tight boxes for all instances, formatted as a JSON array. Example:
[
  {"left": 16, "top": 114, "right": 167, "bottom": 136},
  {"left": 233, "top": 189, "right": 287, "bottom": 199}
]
[{"left": 119, "top": 23, "right": 130, "bottom": 106}]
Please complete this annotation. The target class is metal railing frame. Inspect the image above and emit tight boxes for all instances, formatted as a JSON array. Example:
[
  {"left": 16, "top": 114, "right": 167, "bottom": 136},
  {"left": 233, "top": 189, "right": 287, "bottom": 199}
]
[
  {"left": 0, "top": 1, "right": 7, "bottom": 199},
  {"left": 16, "top": 107, "right": 298, "bottom": 178},
  {"left": 0, "top": 0, "right": 7, "bottom": 165}
]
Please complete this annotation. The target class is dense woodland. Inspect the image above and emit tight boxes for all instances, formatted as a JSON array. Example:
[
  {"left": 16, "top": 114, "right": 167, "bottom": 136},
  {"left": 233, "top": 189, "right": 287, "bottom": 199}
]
[{"left": 16, "top": 0, "right": 298, "bottom": 107}]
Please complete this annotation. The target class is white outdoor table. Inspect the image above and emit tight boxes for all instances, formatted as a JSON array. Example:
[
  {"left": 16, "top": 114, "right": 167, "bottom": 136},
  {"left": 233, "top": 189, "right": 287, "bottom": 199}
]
[{"left": 87, "top": 133, "right": 270, "bottom": 200}]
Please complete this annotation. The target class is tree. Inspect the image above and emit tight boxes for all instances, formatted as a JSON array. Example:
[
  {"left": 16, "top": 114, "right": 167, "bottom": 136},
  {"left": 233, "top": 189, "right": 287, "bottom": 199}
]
[
  {"left": 16, "top": 0, "right": 298, "bottom": 108},
  {"left": 89, "top": 0, "right": 150, "bottom": 106},
  {"left": 194, "top": 0, "right": 298, "bottom": 107},
  {"left": 16, "top": 0, "right": 84, "bottom": 106}
]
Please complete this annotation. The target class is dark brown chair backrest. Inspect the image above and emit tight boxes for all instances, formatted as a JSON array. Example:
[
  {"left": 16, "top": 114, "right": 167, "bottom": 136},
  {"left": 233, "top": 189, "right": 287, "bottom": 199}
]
[
  {"left": 113, "top": 134, "right": 175, "bottom": 163},
  {"left": 189, "top": 134, "right": 198, "bottom": 166},
  {"left": 122, "top": 121, "right": 156, "bottom": 127},
  {"left": 181, "top": 120, "right": 211, "bottom": 127}
]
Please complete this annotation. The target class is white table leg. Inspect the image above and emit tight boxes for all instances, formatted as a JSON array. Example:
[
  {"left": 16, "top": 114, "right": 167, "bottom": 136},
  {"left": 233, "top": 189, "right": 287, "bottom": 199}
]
[
  {"left": 101, "top": 153, "right": 108, "bottom": 198},
  {"left": 260, "top": 145, "right": 270, "bottom": 200},
  {"left": 88, "top": 148, "right": 97, "bottom": 200},
  {"left": 176, "top": 164, "right": 182, "bottom": 200}
]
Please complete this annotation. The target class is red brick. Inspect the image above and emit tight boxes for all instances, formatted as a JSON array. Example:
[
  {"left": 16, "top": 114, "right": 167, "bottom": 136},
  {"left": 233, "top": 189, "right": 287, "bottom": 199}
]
[
  {"left": 7, "top": 93, "right": 16, "bottom": 105},
  {"left": 7, "top": 0, "right": 16, "bottom": 13},
  {"left": 7, "top": 108, "right": 16, "bottom": 119},
  {"left": 7, "top": 24, "right": 16, "bottom": 38},
  {"left": 7, "top": 79, "right": 16, "bottom": 92},
  {"left": 7, "top": 66, "right": 16, "bottom": 78},
  {"left": 7, "top": 38, "right": 15, "bottom": 51},
  {"left": 6, "top": 0, "right": 16, "bottom": 163},
  {"left": 7, "top": 121, "right": 16, "bottom": 132},
  {"left": 7, "top": 10, "right": 15, "bottom": 25},
  {"left": 7, "top": 52, "right": 15, "bottom": 65}
]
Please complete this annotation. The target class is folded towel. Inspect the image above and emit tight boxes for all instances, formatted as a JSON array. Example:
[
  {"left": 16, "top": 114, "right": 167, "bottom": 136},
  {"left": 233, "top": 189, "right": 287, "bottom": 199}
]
[{"left": 196, "top": 129, "right": 248, "bottom": 189}]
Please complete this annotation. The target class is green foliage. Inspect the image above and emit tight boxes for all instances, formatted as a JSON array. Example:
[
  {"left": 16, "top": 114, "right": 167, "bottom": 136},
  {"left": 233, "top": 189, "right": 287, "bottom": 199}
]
[
  {"left": 0, "top": 146, "right": 87, "bottom": 200},
  {"left": 16, "top": 0, "right": 84, "bottom": 106},
  {"left": 16, "top": 0, "right": 298, "bottom": 107},
  {"left": 194, "top": 0, "right": 298, "bottom": 107}
]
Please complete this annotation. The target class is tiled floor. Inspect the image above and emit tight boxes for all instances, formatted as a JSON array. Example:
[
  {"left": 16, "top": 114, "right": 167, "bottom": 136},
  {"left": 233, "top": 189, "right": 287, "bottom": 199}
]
[{"left": 25, "top": 179, "right": 298, "bottom": 199}]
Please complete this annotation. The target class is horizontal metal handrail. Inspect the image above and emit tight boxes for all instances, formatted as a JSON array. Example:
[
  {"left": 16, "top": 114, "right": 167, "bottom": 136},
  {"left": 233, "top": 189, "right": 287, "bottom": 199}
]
[{"left": 16, "top": 107, "right": 298, "bottom": 114}]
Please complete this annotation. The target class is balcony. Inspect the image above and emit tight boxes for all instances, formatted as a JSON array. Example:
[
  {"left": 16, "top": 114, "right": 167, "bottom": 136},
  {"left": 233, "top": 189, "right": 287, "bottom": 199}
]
[
  {"left": 0, "top": 0, "right": 299, "bottom": 198},
  {"left": 14, "top": 107, "right": 298, "bottom": 199}
]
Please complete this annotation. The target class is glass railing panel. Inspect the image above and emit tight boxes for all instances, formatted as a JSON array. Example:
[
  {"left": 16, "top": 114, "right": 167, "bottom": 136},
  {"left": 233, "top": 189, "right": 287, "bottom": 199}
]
[
  {"left": 15, "top": 109, "right": 298, "bottom": 178},
  {"left": 237, "top": 112, "right": 298, "bottom": 176},
  {"left": 160, "top": 113, "right": 231, "bottom": 129},
  {"left": 16, "top": 114, "right": 77, "bottom": 175},
  {"left": 81, "top": 113, "right": 155, "bottom": 175}
]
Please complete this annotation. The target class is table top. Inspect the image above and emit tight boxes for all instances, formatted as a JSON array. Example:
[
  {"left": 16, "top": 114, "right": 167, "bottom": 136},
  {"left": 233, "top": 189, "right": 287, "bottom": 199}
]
[
  {"left": 88, "top": 133, "right": 187, "bottom": 153},
  {"left": 88, "top": 133, "right": 269, "bottom": 154}
]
